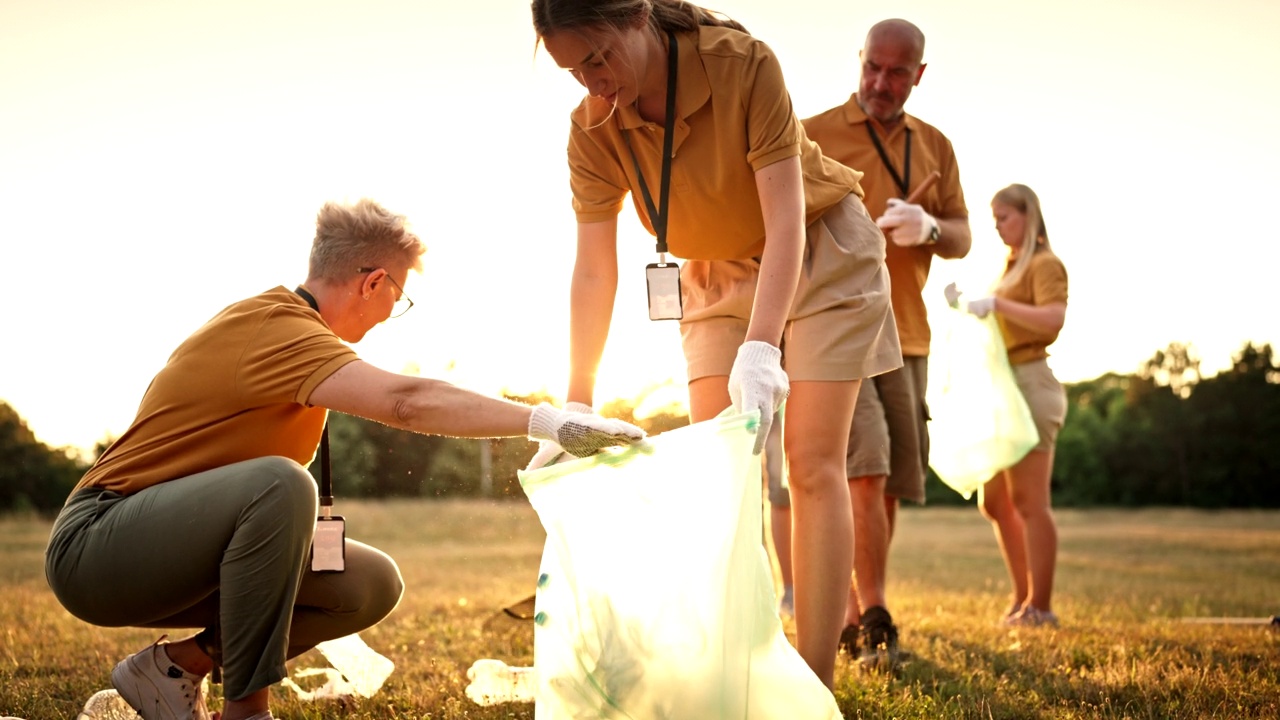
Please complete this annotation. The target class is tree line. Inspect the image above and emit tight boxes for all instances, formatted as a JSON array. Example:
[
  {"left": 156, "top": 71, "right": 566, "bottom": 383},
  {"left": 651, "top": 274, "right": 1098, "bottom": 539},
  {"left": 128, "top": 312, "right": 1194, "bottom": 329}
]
[{"left": 3, "top": 342, "right": 1276, "bottom": 515}]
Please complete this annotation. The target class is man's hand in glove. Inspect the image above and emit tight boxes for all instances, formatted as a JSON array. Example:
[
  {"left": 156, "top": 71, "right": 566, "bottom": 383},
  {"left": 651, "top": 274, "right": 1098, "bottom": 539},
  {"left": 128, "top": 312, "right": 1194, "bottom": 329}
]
[
  {"left": 525, "top": 402, "right": 591, "bottom": 471},
  {"left": 875, "top": 198, "right": 938, "bottom": 247},
  {"left": 727, "top": 341, "right": 789, "bottom": 455},
  {"left": 527, "top": 403, "right": 645, "bottom": 459}
]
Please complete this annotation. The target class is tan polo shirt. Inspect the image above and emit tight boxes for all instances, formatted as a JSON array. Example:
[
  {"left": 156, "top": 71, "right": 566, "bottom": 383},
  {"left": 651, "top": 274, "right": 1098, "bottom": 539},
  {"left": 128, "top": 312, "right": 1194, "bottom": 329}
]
[
  {"left": 75, "top": 286, "right": 359, "bottom": 496},
  {"left": 996, "top": 245, "right": 1068, "bottom": 365},
  {"left": 567, "top": 26, "right": 864, "bottom": 261},
  {"left": 803, "top": 94, "right": 968, "bottom": 356}
]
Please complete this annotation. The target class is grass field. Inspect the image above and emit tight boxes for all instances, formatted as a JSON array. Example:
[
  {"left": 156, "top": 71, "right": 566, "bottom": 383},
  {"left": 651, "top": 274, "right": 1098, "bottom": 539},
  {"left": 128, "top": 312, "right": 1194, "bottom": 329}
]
[{"left": 2, "top": 501, "right": 1277, "bottom": 719}]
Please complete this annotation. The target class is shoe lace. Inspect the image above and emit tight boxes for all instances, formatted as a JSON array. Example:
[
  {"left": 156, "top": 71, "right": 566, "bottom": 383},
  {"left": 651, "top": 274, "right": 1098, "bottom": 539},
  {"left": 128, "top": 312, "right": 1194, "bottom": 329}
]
[{"left": 152, "top": 634, "right": 210, "bottom": 718}]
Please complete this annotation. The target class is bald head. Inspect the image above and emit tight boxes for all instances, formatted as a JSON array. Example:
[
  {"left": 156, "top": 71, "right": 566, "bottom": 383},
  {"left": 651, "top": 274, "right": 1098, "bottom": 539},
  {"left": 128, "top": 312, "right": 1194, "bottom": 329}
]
[
  {"left": 857, "top": 19, "right": 927, "bottom": 127},
  {"left": 864, "top": 19, "right": 925, "bottom": 64}
]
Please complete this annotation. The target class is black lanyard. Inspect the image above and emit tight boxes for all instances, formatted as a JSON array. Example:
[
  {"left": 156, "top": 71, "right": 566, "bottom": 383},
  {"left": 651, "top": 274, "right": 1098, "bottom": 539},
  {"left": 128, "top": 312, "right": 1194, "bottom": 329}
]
[
  {"left": 865, "top": 122, "right": 912, "bottom": 199},
  {"left": 295, "top": 286, "right": 334, "bottom": 510},
  {"left": 622, "top": 30, "right": 679, "bottom": 255}
]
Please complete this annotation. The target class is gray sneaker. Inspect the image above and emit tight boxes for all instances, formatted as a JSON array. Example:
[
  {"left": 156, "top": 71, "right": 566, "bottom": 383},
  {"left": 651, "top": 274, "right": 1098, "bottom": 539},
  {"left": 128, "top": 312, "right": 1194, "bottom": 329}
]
[{"left": 111, "top": 638, "right": 210, "bottom": 720}]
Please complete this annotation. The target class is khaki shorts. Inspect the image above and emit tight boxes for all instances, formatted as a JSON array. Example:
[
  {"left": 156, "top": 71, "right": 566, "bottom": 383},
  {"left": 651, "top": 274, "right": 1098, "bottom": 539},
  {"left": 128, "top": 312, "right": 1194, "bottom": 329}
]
[
  {"left": 846, "top": 356, "right": 930, "bottom": 504},
  {"left": 679, "top": 193, "right": 902, "bottom": 382},
  {"left": 1012, "top": 358, "right": 1067, "bottom": 452}
]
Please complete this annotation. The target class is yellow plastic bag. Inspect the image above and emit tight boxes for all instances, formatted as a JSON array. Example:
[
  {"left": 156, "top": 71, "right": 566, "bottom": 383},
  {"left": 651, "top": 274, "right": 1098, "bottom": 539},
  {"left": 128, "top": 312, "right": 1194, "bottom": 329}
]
[
  {"left": 927, "top": 307, "right": 1039, "bottom": 499},
  {"left": 517, "top": 411, "right": 840, "bottom": 720}
]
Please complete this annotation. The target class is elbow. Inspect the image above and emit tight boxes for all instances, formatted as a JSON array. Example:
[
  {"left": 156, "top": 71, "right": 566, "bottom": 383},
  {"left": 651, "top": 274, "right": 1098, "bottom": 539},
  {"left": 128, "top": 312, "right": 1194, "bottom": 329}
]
[
  {"left": 1046, "top": 305, "right": 1067, "bottom": 334},
  {"left": 389, "top": 378, "right": 450, "bottom": 433}
]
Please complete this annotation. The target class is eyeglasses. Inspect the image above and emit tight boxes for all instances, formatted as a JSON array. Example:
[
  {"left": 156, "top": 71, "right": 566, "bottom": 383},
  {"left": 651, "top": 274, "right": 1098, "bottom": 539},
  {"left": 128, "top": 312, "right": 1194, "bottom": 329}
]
[{"left": 357, "top": 267, "right": 414, "bottom": 318}]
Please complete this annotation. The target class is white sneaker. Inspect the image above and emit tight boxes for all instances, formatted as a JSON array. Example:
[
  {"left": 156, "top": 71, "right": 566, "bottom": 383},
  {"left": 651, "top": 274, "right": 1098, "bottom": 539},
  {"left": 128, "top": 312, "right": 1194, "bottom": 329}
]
[{"left": 110, "top": 638, "right": 211, "bottom": 720}]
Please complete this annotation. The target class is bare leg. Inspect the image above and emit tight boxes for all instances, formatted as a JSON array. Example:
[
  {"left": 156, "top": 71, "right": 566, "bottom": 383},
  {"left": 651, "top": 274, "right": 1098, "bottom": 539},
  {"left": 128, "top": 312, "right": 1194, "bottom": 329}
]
[
  {"left": 689, "top": 378, "right": 859, "bottom": 687},
  {"left": 771, "top": 504, "right": 794, "bottom": 598},
  {"left": 883, "top": 494, "right": 899, "bottom": 540},
  {"left": 761, "top": 415, "right": 794, "bottom": 608},
  {"left": 1006, "top": 448, "right": 1058, "bottom": 612},
  {"left": 979, "top": 470, "right": 1029, "bottom": 611},
  {"left": 783, "top": 381, "right": 859, "bottom": 687},
  {"left": 846, "top": 474, "right": 889, "bottom": 625}
]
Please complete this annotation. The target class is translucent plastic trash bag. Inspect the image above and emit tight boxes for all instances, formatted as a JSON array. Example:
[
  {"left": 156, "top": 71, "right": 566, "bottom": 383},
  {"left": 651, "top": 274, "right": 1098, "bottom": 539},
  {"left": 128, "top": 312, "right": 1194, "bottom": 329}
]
[
  {"left": 517, "top": 410, "right": 840, "bottom": 720},
  {"left": 927, "top": 306, "right": 1039, "bottom": 499}
]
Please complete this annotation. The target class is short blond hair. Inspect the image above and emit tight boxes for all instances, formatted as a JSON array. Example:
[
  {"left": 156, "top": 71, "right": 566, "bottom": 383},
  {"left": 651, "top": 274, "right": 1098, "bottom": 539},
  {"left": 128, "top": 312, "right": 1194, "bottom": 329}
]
[{"left": 308, "top": 198, "right": 425, "bottom": 281}]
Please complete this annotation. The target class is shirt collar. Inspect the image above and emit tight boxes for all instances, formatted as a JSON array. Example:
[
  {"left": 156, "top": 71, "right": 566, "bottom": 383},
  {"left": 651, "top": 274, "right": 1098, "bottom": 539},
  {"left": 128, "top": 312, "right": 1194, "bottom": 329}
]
[{"left": 616, "top": 29, "right": 710, "bottom": 131}]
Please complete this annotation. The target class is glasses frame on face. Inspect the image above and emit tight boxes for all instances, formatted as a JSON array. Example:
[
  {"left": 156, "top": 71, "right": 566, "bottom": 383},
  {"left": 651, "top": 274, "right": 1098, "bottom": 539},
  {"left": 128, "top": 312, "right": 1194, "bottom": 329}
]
[{"left": 357, "top": 266, "right": 414, "bottom": 319}]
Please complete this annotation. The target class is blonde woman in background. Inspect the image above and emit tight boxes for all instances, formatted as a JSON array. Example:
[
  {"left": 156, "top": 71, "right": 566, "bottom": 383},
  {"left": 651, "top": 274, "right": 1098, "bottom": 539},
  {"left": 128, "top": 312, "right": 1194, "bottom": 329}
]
[{"left": 947, "top": 183, "right": 1067, "bottom": 627}]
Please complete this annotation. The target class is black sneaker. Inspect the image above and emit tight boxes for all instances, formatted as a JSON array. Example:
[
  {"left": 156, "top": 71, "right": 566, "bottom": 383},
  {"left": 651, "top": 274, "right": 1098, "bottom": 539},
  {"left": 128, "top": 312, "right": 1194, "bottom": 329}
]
[
  {"left": 837, "top": 624, "right": 860, "bottom": 657},
  {"left": 857, "top": 606, "right": 900, "bottom": 670}
]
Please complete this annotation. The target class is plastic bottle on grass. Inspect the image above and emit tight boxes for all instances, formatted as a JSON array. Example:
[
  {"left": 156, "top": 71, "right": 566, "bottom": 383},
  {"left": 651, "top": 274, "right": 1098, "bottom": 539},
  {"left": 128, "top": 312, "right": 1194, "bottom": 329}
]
[
  {"left": 75, "top": 689, "right": 141, "bottom": 719},
  {"left": 465, "top": 658, "right": 536, "bottom": 705}
]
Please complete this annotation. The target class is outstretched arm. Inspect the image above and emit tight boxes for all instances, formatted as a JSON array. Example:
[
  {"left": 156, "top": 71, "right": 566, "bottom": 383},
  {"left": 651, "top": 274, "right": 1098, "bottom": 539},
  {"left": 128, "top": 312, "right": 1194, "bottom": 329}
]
[
  {"left": 311, "top": 361, "right": 533, "bottom": 437},
  {"left": 309, "top": 360, "right": 644, "bottom": 455}
]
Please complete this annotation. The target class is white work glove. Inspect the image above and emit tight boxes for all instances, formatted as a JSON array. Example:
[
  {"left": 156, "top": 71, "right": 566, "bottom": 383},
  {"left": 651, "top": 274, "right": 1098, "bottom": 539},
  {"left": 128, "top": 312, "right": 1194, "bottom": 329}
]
[
  {"left": 525, "top": 402, "right": 593, "bottom": 470},
  {"left": 943, "top": 281, "right": 963, "bottom": 308},
  {"left": 965, "top": 296, "right": 997, "bottom": 318},
  {"left": 875, "top": 198, "right": 938, "bottom": 247},
  {"left": 944, "top": 282, "right": 996, "bottom": 318},
  {"left": 527, "top": 402, "right": 645, "bottom": 459},
  {"left": 727, "top": 341, "right": 789, "bottom": 455}
]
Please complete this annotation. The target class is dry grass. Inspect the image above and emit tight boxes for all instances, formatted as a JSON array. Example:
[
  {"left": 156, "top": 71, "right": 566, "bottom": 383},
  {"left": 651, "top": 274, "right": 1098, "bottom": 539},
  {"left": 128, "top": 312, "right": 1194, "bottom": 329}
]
[{"left": 2, "top": 502, "right": 1278, "bottom": 719}]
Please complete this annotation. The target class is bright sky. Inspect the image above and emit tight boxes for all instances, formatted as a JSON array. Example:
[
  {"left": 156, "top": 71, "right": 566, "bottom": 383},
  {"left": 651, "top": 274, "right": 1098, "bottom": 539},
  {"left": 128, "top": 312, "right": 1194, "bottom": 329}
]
[{"left": 3, "top": 0, "right": 1278, "bottom": 455}]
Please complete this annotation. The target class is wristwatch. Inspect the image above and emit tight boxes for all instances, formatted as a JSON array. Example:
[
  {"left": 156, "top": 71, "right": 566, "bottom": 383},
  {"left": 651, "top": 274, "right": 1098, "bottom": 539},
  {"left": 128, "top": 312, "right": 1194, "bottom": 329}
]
[{"left": 925, "top": 221, "right": 941, "bottom": 245}]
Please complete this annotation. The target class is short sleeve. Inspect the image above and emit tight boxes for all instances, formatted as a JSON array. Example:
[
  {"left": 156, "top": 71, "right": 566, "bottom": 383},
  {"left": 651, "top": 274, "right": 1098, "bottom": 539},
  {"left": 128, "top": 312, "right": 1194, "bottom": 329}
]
[
  {"left": 568, "top": 112, "right": 630, "bottom": 223},
  {"left": 743, "top": 41, "right": 803, "bottom": 172},
  {"left": 1031, "top": 254, "right": 1068, "bottom": 306}
]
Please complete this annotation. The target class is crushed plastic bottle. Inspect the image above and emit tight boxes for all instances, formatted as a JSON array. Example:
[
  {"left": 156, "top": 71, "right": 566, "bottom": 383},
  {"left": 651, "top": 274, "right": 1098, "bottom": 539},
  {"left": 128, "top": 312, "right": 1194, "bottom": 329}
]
[
  {"left": 74, "top": 689, "right": 141, "bottom": 719},
  {"left": 465, "top": 658, "right": 536, "bottom": 705},
  {"left": 281, "top": 633, "right": 395, "bottom": 701}
]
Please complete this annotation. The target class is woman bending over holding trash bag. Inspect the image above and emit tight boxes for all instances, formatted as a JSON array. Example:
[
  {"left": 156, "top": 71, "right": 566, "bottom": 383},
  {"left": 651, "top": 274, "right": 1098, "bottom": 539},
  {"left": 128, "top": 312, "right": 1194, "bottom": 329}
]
[
  {"left": 529, "top": 0, "right": 901, "bottom": 686},
  {"left": 947, "top": 183, "right": 1068, "bottom": 627}
]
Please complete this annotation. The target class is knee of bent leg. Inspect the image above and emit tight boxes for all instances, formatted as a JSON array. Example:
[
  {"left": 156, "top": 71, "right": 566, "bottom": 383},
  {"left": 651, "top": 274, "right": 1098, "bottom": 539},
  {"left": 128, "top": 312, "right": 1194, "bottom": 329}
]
[
  {"left": 350, "top": 543, "right": 406, "bottom": 623},
  {"left": 250, "top": 456, "right": 319, "bottom": 524}
]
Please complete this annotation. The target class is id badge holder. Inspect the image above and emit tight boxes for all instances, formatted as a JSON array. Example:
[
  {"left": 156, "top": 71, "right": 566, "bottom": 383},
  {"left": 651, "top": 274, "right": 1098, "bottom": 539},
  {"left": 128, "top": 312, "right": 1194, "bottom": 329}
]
[
  {"left": 645, "top": 260, "right": 682, "bottom": 321},
  {"left": 311, "top": 513, "right": 346, "bottom": 573}
]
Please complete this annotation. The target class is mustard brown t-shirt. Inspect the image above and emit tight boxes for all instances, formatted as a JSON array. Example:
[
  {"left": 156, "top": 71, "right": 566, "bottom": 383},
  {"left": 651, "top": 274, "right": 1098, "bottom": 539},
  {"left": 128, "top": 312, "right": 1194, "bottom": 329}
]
[
  {"left": 803, "top": 94, "right": 969, "bottom": 356},
  {"left": 75, "top": 286, "right": 359, "bottom": 496},
  {"left": 567, "top": 26, "right": 864, "bottom": 261},
  {"left": 995, "top": 245, "right": 1068, "bottom": 365}
]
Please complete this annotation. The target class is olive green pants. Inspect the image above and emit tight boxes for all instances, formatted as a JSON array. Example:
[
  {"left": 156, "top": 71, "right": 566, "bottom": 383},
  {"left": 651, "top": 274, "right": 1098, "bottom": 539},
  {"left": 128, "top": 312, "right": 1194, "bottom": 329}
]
[{"left": 45, "top": 456, "right": 404, "bottom": 700}]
